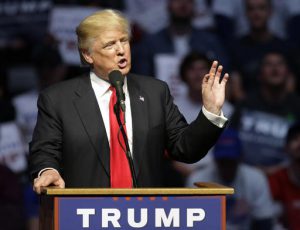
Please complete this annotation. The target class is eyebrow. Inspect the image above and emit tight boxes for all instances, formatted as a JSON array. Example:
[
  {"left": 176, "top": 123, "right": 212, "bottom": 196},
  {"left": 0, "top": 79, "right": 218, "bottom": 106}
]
[
  {"left": 102, "top": 36, "right": 129, "bottom": 47},
  {"left": 102, "top": 40, "right": 116, "bottom": 47}
]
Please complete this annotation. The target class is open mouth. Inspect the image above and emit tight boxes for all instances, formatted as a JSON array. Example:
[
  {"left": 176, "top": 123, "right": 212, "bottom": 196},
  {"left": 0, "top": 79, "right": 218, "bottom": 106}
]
[{"left": 118, "top": 58, "right": 127, "bottom": 69}]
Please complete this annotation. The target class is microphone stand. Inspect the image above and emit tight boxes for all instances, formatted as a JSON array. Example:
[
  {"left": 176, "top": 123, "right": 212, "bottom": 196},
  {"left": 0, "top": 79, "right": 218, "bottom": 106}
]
[{"left": 114, "top": 103, "right": 138, "bottom": 188}]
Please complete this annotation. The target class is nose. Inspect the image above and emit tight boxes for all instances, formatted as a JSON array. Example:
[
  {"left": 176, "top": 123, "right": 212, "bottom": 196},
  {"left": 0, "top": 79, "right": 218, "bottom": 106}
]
[{"left": 115, "top": 41, "right": 125, "bottom": 55}]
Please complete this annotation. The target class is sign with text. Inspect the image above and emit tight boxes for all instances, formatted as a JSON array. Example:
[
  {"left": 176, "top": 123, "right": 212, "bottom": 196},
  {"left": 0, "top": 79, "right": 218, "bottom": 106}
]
[
  {"left": 0, "top": 0, "right": 52, "bottom": 43},
  {"left": 55, "top": 196, "right": 225, "bottom": 229}
]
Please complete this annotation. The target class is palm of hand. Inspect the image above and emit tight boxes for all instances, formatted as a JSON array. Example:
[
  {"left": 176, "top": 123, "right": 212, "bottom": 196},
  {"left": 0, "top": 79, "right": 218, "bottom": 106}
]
[{"left": 202, "top": 61, "right": 229, "bottom": 115}]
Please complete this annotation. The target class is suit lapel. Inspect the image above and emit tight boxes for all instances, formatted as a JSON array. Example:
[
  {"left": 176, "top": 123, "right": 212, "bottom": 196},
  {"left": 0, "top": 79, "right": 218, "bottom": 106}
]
[
  {"left": 127, "top": 74, "right": 148, "bottom": 178},
  {"left": 73, "top": 76, "right": 110, "bottom": 177}
]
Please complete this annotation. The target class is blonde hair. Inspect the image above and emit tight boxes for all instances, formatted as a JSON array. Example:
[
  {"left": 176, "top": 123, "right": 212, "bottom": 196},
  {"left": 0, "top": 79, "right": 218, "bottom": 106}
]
[{"left": 76, "top": 9, "right": 131, "bottom": 65}]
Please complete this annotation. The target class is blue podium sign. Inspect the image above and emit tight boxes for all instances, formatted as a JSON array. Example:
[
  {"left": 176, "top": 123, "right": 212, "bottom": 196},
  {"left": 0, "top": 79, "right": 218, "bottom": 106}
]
[{"left": 54, "top": 196, "right": 225, "bottom": 230}]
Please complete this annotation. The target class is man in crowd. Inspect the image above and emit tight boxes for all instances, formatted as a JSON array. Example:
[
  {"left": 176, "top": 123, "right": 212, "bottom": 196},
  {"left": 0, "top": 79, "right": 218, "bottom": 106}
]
[
  {"left": 230, "top": 51, "right": 300, "bottom": 173},
  {"left": 132, "top": 0, "right": 228, "bottom": 76},
  {"left": 231, "top": 0, "right": 288, "bottom": 93},
  {"left": 30, "top": 9, "right": 229, "bottom": 192},
  {"left": 170, "top": 52, "right": 234, "bottom": 183}
]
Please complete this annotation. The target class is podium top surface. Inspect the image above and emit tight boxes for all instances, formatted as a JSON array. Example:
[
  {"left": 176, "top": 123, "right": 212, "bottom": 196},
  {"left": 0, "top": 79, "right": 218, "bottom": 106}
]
[{"left": 41, "top": 182, "right": 234, "bottom": 196}]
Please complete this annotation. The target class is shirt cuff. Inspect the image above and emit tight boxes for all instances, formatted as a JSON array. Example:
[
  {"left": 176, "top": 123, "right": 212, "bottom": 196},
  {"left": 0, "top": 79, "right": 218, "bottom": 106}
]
[
  {"left": 37, "top": 168, "right": 60, "bottom": 178},
  {"left": 202, "top": 106, "right": 228, "bottom": 128}
]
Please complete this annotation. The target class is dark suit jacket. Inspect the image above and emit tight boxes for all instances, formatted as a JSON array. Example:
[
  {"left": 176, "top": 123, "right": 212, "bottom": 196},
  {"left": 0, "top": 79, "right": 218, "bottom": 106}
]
[{"left": 29, "top": 73, "right": 224, "bottom": 187}]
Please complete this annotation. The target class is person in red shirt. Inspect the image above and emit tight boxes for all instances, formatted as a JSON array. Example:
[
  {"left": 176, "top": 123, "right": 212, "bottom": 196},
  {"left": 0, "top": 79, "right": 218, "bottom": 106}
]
[{"left": 268, "top": 122, "right": 300, "bottom": 230}]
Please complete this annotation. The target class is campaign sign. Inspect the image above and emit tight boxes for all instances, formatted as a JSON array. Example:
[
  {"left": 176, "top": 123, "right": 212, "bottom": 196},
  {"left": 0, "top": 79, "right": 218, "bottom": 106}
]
[{"left": 54, "top": 196, "right": 225, "bottom": 229}]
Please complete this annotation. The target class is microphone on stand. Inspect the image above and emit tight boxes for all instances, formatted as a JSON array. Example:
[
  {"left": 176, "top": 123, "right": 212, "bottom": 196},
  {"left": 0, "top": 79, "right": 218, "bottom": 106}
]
[{"left": 108, "top": 70, "right": 126, "bottom": 112}]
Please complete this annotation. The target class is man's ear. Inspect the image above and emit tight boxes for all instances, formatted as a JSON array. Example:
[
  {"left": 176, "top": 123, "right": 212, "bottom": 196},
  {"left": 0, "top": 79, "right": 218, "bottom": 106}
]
[{"left": 81, "top": 49, "right": 93, "bottom": 64}]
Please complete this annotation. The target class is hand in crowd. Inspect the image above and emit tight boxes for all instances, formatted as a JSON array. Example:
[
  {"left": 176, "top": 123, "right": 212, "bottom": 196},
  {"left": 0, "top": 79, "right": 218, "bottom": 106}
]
[
  {"left": 33, "top": 169, "right": 65, "bottom": 194},
  {"left": 202, "top": 61, "right": 229, "bottom": 115}
]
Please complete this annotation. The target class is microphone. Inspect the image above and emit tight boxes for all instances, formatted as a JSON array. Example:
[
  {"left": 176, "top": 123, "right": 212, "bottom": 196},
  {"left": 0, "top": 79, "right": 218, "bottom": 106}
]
[{"left": 108, "top": 70, "right": 126, "bottom": 112}]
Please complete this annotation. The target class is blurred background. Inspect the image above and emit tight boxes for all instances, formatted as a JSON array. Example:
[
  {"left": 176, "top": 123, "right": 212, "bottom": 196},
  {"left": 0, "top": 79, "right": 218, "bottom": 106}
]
[{"left": 0, "top": 0, "right": 300, "bottom": 229}]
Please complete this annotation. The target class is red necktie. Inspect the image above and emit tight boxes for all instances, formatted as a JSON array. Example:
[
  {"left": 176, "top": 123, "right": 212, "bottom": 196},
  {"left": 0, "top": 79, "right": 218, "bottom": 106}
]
[{"left": 109, "top": 87, "right": 132, "bottom": 188}]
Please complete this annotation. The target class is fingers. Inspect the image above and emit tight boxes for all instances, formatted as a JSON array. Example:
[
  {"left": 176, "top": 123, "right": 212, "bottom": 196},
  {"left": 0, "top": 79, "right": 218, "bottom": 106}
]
[
  {"left": 207, "top": 61, "right": 218, "bottom": 86},
  {"left": 33, "top": 170, "right": 64, "bottom": 194},
  {"left": 205, "top": 61, "right": 229, "bottom": 87},
  {"left": 209, "top": 60, "right": 218, "bottom": 76},
  {"left": 214, "top": 65, "right": 223, "bottom": 81},
  {"left": 221, "top": 73, "right": 230, "bottom": 86}
]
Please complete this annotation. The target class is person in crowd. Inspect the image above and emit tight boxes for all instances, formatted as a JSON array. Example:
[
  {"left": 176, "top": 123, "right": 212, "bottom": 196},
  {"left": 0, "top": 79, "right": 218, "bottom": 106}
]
[
  {"left": 187, "top": 129, "right": 274, "bottom": 230},
  {"left": 132, "top": 0, "right": 229, "bottom": 76},
  {"left": 29, "top": 9, "right": 229, "bottom": 193},
  {"left": 230, "top": 0, "right": 288, "bottom": 93},
  {"left": 230, "top": 51, "right": 300, "bottom": 173},
  {"left": 125, "top": 0, "right": 216, "bottom": 35},
  {"left": 212, "top": 0, "right": 300, "bottom": 43},
  {"left": 177, "top": 52, "right": 234, "bottom": 121},
  {"left": 268, "top": 123, "right": 300, "bottom": 230},
  {"left": 170, "top": 52, "right": 234, "bottom": 182}
]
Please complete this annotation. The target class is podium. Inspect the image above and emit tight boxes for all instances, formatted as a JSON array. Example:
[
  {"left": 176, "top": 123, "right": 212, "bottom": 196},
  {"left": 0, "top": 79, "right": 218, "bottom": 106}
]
[{"left": 40, "top": 182, "right": 234, "bottom": 230}]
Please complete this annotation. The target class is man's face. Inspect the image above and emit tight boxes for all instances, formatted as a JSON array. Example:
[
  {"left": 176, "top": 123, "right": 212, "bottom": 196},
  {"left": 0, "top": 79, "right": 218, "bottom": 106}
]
[
  {"left": 185, "top": 60, "right": 209, "bottom": 92},
  {"left": 246, "top": 0, "right": 271, "bottom": 30},
  {"left": 260, "top": 53, "right": 288, "bottom": 88},
  {"left": 83, "top": 30, "right": 131, "bottom": 79}
]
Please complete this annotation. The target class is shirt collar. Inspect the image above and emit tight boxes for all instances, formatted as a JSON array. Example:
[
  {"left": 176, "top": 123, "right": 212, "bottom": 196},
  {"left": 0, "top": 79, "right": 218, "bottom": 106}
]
[{"left": 90, "top": 71, "right": 128, "bottom": 97}]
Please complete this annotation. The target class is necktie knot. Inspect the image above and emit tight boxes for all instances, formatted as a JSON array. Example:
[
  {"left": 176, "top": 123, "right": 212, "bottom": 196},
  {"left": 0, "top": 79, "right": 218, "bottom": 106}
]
[{"left": 109, "top": 86, "right": 114, "bottom": 92}]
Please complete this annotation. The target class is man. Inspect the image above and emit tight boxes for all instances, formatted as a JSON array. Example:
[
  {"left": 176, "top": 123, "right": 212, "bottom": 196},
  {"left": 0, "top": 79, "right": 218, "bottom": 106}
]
[
  {"left": 231, "top": 0, "right": 288, "bottom": 93},
  {"left": 230, "top": 51, "right": 300, "bottom": 172},
  {"left": 268, "top": 123, "right": 300, "bottom": 230},
  {"left": 132, "top": 0, "right": 228, "bottom": 76},
  {"left": 30, "top": 9, "right": 229, "bottom": 193},
  {"left": 187, "top": 129, "right": 274, "bottom": 230},
  {"left": 177, "top": 52, "right": 234, "bottom": 122}
]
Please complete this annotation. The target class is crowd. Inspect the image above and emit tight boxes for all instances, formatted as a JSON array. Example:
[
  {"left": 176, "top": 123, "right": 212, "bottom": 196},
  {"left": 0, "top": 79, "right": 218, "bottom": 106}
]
[{"left": 0, "top": 0, "right": 300, "bottom": 229}]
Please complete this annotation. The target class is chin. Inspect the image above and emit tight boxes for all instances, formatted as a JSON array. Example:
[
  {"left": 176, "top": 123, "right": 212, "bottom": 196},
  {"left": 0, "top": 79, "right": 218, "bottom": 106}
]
[{"left": 120, "top": 67, "right": 131, "bottom": 76}]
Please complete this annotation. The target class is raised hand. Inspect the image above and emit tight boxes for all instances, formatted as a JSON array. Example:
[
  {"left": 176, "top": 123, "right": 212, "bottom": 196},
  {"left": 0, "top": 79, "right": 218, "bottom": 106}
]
[{"left": 202, "top": 61, "right": 229, "bottom": 115}]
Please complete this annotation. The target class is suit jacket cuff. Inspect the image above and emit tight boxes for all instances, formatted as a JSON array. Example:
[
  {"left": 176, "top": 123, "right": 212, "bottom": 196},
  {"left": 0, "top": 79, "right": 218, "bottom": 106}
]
[{"left": 202, "top": 106, "right": 228, "bottom": 128}]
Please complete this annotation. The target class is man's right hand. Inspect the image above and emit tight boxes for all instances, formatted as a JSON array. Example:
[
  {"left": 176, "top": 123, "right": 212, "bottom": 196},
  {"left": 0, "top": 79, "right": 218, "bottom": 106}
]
[{"left": 33, "top": 169, "right": 65, "bottom": 194}]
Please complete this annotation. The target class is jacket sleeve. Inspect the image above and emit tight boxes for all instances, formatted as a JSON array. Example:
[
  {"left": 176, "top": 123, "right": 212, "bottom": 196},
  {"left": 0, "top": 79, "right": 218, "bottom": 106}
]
[
  {"left": 163, "top": 82, "right": 225, "bottom": 163},
  {"left": 29, "top": 91, "right": 63, "bottom": 179}
]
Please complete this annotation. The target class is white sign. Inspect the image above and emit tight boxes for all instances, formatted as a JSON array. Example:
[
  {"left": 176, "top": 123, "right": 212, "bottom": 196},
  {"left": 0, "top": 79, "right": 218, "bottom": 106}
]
[
  {"left": 154, "top": 54, "right": 187, "bottom": 101},
  {"left": 49, "top": 6, "right": 100, "bottom": 65}
]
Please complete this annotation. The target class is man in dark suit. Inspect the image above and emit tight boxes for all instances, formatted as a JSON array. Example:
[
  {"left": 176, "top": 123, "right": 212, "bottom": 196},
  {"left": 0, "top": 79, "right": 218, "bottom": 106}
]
[{"left": 30, "top": 9, "right": 229, "bottom": 193}]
